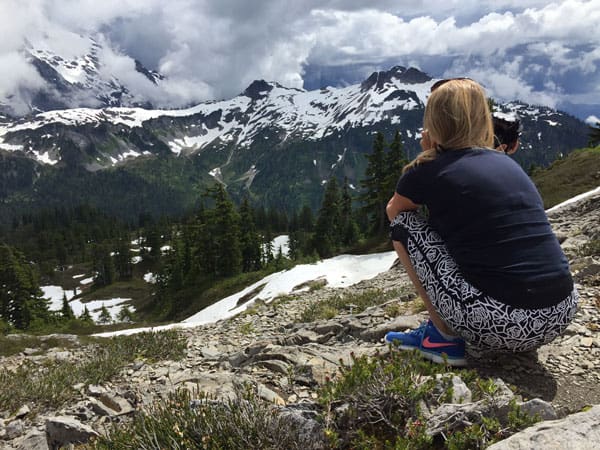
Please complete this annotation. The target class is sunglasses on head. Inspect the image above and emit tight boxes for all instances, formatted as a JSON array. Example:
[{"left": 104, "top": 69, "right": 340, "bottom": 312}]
[{"left": 430, "top": 77, "right": 474, "bottom": 92}]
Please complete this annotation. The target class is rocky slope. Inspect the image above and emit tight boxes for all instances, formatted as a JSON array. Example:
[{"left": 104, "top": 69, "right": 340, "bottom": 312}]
[{"left": 1, "top": 190, "right": 599, "bottom": 449}]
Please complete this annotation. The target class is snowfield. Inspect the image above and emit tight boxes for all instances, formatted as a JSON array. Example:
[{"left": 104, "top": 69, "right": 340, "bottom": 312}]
[{"left": 94, "top": 251, "right": 396, "bottom": 337}]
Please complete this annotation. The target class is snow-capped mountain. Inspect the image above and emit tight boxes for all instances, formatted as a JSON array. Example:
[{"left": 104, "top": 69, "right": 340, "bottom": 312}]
[
  {"left": 0, "top": 66, "right": 589, "bottom": 223},
  {"left": 0, "top": 65, "right": 429, "bottom": 159},
  {"left": 1, "top": 34, "right": 164, "bottom": 116}
]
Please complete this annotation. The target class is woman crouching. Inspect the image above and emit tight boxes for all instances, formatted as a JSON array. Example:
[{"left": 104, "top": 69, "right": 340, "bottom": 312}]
[{"left": 385, "top": 78, "right": 578, "bottom": 366}]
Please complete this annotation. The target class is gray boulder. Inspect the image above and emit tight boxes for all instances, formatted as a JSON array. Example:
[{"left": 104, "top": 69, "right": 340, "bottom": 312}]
[
  {"left": 45, "top": 416, "right": 99, "bottom": 446},
  {"left": 487, "top": 405, "right": 600, "bottom": 450}
]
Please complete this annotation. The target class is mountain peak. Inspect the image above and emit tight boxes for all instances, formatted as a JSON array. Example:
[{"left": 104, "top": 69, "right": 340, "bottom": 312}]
[
  {"left": 243, "top": 80, "right": 274, "bottom": 100},
  {"left": 361, "top": 66, "right": 432, "bottom": 91}
]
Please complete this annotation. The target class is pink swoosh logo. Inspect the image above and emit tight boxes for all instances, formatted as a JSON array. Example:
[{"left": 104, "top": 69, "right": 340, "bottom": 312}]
[{"left": 422, "top": 336, "right": 459, "bottom": 349}]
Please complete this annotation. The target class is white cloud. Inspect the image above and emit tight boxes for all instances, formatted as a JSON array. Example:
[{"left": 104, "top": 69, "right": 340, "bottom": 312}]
[
  {"left": 0, "top": 0, "right": 598, "bottom": 114},
  {"left": 586, "top": 115, "right": 599, "bottom": 125}
]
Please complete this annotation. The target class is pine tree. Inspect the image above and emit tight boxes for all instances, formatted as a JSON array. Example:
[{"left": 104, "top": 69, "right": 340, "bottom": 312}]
[
  {"left": 92, "top": 244, "right": 115, "bottom": 287},
  {"left": 313, "top": 177, "right": 342, "bottom": 258},
  {"left": 384, "top": 131, "right": 409, "bottom": 197},
  {"left": 80, "top": 306, "right": 93, "bottom": 323},
  {"left": 61, "top": 293, "right": 74, "bottom": 320},
  {"left": 117, "top": 305, "right": 134, "bottom": 323},
  {"left": 115, "top": 237, "right": 133, "bottom": 281},
  {"left": 211, "top": 185, "right": 243, "bottom": 277},
  {"left": 287, "top": 230, "right": 301, "bottom": 260},
  {"left": 98, "top": 305, "right": 112, "bottom": 324},
  {"left": 298, "top": 204, "right": 315, "bottom": 232},
  {"left": 0, "top": 244, "right": 50, "bottom": 330},
  {"left": 589, "top": 122, "right": 600, "bottom": 147},
  {"left": 239, "top": 197, "right": 262, "bottom": 272},
  {"left": 360, "top": 132, "right": 389, "bottom": 236},
  {"left": 340, "top": 178, "right": 361, "bottom": 246},
  {"left": 262, "top": 227, "right": 275, "bottom": 266}
]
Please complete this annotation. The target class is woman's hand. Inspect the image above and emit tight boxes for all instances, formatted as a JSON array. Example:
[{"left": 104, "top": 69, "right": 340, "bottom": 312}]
[{"left": 386, "top": 193, "right": 418, "bottom": 220}]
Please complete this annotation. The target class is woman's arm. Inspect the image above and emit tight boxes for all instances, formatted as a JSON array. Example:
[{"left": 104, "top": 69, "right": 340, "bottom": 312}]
[{"left": 386, "top": 192, "right": 418, "bottom": 221}]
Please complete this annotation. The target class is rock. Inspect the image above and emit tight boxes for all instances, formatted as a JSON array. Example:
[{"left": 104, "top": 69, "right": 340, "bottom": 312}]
[
  {"left": 281, "top": 329, "right": 320, "bottom": 346},
  {"left": 5, "top": 419, "right": 25, "bottom": 440},
  {"left": 257, "top": 359, "right": 291, "bottom": 375},
  {"left": 426, "top": 401, "right": 487, "bottom": 436},
  {"left": 88, "top": 393, "right": 134, "bottom": 417},
  {"left": 229, "top": 351, "right": 249, "bottom": 368},
  {"left": 361, "top": 314, "right": 422, "bottom": 342},
  {"left": 200, "top": 345, "right": 221, "bottom": 359},
  {"left": 313, "top": 322, "right": 344, "bottom": 335},
  {"left": 450, "top": 375, "right": 472, "bottom": 404},
  {"left": 14, "top": 430, "right": 50, "bottom": 450},
  {"left": 277, "top": 406, "right": 326, "bottom": 449},
  {"left": 487, "top": 405, "right": 600, "bottom": 450},
  {"left": 256, "top": 383, "right": 285, "bottom": 406},
  {"left": 98, "top": 393, "right": 134, "bottom": 415},
  {"left": 87, "top": 385, "right": 107, "bottom": 396},
  {"left": 45, "top": 416, "right": 99, "bottom": 446},
  {"left": 518, "top": 398, "right": 558, "bottom": 421},
  {"left": 15, "top": 405, "right": 30, "bottom": 419}
]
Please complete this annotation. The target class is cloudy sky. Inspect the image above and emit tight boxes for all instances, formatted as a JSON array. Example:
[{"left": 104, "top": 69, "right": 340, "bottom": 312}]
[{"left": 1, "top": 0, "right": 599, "bottom": 120}]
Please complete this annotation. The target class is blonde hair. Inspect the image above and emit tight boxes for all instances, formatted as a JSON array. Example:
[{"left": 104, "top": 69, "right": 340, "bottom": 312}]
[{"left": 404, "top": 79, "right": 494, "bottom": 172}]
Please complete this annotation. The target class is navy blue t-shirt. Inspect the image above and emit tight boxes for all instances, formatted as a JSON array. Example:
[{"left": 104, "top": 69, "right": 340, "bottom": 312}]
[{"left": 396, "top": 147, "right": 572, "bottom": 309}]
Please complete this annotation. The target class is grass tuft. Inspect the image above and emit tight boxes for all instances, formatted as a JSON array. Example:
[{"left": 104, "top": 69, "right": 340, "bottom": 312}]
[
  {"left": 299, "top": 288, "right": 401, "bottom": 322},
  {"left": 0, "top": 330, "right": 186, "bottom": 415},
  {"left": 86, "top": 386, "right": 324, "bottom": 450}
]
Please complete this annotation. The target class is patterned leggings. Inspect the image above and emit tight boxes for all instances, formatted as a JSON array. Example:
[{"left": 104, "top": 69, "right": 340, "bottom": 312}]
[{"left": 390, "top": 211, "right": 579, "bottom": 352}]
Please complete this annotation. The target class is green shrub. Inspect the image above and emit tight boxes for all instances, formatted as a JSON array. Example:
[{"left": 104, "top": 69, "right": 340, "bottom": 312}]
[
  {"left": 319, "top": 350, "right": 442, "bottom": 448},
  {"left": 319, "top": 350, "right": 540, "bottom": 449},
  {"left": 87, "top": 386, "right": 324, "bottom": 450}
]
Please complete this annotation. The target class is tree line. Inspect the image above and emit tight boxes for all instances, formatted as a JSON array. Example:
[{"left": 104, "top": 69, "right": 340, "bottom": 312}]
[{"left": 1, "top": 131, "right": 408, "bottom": 331}]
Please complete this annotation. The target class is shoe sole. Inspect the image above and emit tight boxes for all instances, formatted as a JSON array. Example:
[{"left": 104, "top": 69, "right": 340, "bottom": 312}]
[{"left": 394, "top": 344, "right": 467, "bottom": 367}]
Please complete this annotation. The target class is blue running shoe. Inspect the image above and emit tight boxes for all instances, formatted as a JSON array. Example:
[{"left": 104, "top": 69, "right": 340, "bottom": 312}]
[{"left": 385, "top": 320, "right": 467, "bottom": 367}]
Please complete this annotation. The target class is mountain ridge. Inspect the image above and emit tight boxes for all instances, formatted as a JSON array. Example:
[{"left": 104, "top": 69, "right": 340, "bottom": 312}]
[{"left": 0, "top": 65, "right": 590, "bottom": 223}]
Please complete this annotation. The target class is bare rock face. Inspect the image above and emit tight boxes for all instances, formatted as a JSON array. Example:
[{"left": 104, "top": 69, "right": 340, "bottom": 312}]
[{"left": 487, "top": 405, "right": 600, "bottom": 450}]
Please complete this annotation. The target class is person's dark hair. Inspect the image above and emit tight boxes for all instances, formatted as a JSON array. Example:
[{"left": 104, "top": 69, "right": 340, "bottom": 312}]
[{"left": 492, "top": 113, "right": 522, "bottom": 149}]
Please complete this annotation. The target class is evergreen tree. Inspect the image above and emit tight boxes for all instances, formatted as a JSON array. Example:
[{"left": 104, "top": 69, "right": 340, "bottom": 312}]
[
  {"left": 80, "top": 306, "right": 93, "bottom": 323},
  {"left": 0, "top": 244, "right": 50, "bottom": 330},
  {"left": 115, "top": 237, "right": 133, "bottom": 281},
  {"left": 340, "top": 178, "right": 361, "bottom": 247},
  {"left": 589, "top": 122, "right": 600, "bottom": 147},
  {"left": 211, "top": 185, "right": 243, "bottom": 277},
  {"left": 384, "top": 131, "right": 409, "bottom": 197},
  {"left": 61, "top": 293, "right": 74, "bottom": 320},
  {"left": 92, "top": 244, "right": 115, "bottom": 287},
  {"left": 194, "top": 205, "right": 217, "bottom": 276},
  {"left": 287, "top": 230, "right": 301, "bottom": 260},
  {"left": 98, "top": 305, "right": 112, "bottom": 324},
  {"left": 298, "top": 204, "right": 314, "bottom": 232},
  {"left": 360, "top": 132, "right": 389, "bottom": 236},
  {"left": 143, "top": 224, "right": 162, "bottom": 262},
  {"left": 117, "top": 305, "right": 134, "bottom": 323},
  {"left": 262, "top": 227, "right": 275, "bottom": 266},
  {"left": 313, "top": 177, "right": 342, "bottom": 258},
  {"left": 239, "top": 197, "right": 262, "bottom": 272}
]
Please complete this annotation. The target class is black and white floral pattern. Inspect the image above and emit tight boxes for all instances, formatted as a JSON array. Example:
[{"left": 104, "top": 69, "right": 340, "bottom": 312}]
[{"left": 390, "top": 212, "right": 578, "bottom": 352}]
